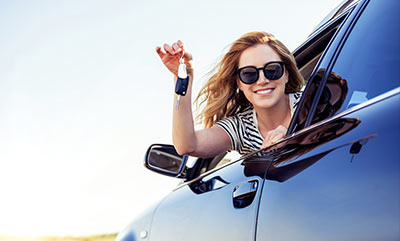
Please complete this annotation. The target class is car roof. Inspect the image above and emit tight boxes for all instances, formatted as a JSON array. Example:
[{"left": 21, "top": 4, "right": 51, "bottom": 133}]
[
  {"left": 311, "top": 0, "right": 361, "bottom": 35},
  {"left": 292, "top": 0, "right": 361, "bottom": 56}
]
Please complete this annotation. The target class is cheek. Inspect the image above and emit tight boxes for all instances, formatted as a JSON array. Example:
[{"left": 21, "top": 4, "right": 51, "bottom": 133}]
[
  {"left": 236, "top": 78, "right": 243, "bottom": 91},
  {"left": 237, "top": 82, "right": 251, "bottom": 98},
  {"left": 284, "top": 71, "right": 289, "bottom": 83},
  {"left": 278, "top": 73, "right": 289, "bottom": 87},
  {"left": 241, "top": 90, "right": 254, "bottom": 104},
  {"left": 238, "top": 83, "right": 252, "bottom": 95}
]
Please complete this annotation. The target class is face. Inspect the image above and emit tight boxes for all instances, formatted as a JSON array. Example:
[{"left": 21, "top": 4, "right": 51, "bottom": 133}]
[{"left": 237, "top": 44, "right": 288, "bottom": 111}]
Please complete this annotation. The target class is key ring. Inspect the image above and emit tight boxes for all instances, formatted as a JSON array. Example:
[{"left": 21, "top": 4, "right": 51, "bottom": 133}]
[
  {"left": 177, "top": 51, "right": 187, "bottom": 79},
  {"left": 179, "top": 50, "right": 185, "bottom": 64}
]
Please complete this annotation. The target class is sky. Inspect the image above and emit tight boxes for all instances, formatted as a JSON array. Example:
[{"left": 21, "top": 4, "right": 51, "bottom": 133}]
[{"left": 0, "top": 0, "right": 344, "bottom": 237}]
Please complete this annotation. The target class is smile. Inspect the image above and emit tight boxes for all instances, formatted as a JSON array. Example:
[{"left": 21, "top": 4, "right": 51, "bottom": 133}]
[{"left": 254, "top": 88, "right": 274, "bottom": 95}]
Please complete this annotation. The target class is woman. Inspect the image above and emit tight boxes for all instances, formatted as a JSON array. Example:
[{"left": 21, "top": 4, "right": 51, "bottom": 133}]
[{"left": 156, "top": 31, "right": 304, "bottom": 158}]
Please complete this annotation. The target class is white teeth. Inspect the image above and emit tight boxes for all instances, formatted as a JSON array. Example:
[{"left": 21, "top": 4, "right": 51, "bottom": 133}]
[{"left": 256, "top": 89, "right": 272, "bottom": 94}]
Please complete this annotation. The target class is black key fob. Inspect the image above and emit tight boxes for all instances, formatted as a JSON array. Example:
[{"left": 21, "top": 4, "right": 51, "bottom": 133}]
[
  {"left": 175, "top": 59, "right": 189, "bottom": 96},
  {"left": 175, "top": 76, "right": 189, "bottom": 96}
]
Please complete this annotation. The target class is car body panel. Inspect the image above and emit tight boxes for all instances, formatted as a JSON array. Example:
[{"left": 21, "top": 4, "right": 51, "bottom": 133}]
[{"left": 148, "top": 156, "right": 265, "bottom": 241}]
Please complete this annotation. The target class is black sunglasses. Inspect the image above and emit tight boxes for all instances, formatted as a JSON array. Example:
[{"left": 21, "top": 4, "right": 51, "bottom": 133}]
[{"left": 237, "top": 61, "right": 285, "bottom": 84}]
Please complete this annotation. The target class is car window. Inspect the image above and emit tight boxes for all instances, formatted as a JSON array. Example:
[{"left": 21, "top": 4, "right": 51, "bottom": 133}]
[
  {"left": 213, "top": 151, "right": 241, "bottom": 169},
  {"left": 289, "top": 11, "right": 350, "bottom": 133},
  {"left": 290, "top": 69, "right": 349, "bottom": 133},
  {"left": 294, "top": 12, "right": 347, "bottom": 83},
  {"left": 188, "top": 150, "right": 242, "bottom": 179},
  {"left": 291, "top": 0, "right": 400, "bottom": 132},
  {"left": 328, "top": 0, "right": 400, "bottom": 111},
  {"left": 202, "top": 150, "right": 241, "bottom": 173}
]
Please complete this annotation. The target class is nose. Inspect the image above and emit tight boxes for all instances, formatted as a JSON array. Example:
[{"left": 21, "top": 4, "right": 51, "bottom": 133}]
[{"left": 256, "top": 69, "right": 269, "bottom": 85}]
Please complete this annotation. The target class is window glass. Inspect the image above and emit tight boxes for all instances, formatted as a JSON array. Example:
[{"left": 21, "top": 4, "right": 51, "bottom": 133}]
[
  {"left": 295, "top": 16, "right": 343, "bottom": 83},
  {"left": 214, "top": 151, "right": 241, "bottom": 169},
  {"left": 291, "top": 68, "right": 349, "bottom": 132},
  {"left": 193, "top": 150, "right": 241, "bottom": 177},
  {"left": 331, "top": 0, "right": 400, "bottom": 110},
  {"left": 290, "top": 14, "right": 347, "bottom": 133}
]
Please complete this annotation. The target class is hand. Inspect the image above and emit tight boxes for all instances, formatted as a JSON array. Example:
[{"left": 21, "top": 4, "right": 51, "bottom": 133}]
[
  {"left": 261, "top": 125, "right": 287, "bottom": 149},
  {"left": 156, "top": 40, "right": 193, "bottom": 77}
]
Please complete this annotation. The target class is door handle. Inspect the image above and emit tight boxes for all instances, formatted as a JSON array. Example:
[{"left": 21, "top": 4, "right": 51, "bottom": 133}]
[{"left": 232, "top": 180, "right": 258, "bottom": 208}]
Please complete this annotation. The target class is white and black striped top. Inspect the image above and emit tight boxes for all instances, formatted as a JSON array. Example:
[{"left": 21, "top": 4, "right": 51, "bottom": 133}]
[{"left": 215, "top": 92, "right": 302, "bottom": 155}]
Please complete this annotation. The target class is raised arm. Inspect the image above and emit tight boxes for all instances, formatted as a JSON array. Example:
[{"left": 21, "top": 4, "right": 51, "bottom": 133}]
[{"left": 155, "top": 41, "right": 231, "bottom": 158}]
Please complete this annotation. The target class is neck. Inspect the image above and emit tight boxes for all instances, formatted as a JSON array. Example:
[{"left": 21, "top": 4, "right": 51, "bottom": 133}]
[{"left": 254, "top": 94, "right": 291, "bottom": 132}]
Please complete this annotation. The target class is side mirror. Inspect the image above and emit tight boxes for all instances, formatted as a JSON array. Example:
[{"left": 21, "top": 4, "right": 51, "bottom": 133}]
[{"left": 144, "top": 144, "right": 188, "bottom": 178}]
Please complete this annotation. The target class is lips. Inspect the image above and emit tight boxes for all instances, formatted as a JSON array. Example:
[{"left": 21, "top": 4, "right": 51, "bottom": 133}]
[{"left": 254, "top": 88, "right": 274, "bottom": 95}]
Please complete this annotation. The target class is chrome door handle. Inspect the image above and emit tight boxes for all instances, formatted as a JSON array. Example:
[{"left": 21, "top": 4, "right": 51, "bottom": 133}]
[{"left": 232, "top": 180, "right": 258, "bottom": 208}]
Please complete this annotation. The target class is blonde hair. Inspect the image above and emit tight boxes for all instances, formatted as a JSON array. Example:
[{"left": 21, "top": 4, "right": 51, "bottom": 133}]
[{"left": 195, "top": 31, "right": 304, "bottom": 128}]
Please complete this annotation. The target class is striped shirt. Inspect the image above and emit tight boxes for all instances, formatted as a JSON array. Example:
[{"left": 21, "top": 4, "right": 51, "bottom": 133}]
[{"left": 215, "top": 92, "right": 302, "bottom": 155}]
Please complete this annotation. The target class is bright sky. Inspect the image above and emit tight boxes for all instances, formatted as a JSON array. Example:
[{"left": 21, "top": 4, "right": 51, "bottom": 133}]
[{"left": 0, "top": 0, "right": 343, "bottom": 237}]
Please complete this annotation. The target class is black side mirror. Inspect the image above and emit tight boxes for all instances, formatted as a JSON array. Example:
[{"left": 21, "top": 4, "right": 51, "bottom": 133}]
[{"left": 144, "top": 144, "right": 188, "bottom": 178}]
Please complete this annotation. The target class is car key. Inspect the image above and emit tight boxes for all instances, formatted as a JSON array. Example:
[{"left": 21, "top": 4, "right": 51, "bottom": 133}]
[{"left": 175, "top": 52, "right": 189, "bottom": 109}]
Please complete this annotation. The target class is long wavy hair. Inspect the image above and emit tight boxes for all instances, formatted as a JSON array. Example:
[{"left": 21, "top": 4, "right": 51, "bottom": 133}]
[{"left": 195, "top": 31, "right": 304, "bottom": 128}]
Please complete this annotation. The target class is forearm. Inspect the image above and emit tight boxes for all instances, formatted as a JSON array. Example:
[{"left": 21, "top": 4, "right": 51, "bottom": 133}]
[
  {"left": 172, "top": 73, "right": 197, "bottom": 155},
  {"left": 156, "top": 41, "right": 215, "bottom": 156}
]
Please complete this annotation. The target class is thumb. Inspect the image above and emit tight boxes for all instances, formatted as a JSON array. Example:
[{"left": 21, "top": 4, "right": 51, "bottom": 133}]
[
  {"left": 261, "top": 139, "right": 270, "bottom": 150},
  {"left": 155, "top": 46, "right": 165, "bottom": 59}
]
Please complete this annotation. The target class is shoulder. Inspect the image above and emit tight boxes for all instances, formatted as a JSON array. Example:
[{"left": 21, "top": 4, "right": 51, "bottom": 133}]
[
  {"left": 214, "top": 106, "right": 255, "bottom": 141},
  {"left": 289, "top": 91, "right": 302, "bottom": 100},
  {"left": 217, "top": 106, "right": 254, "bottom": 124},
  {"left": 236, "top": 106, "right": 254, "bottom": 120},
  {"left": 289, "top": 91, "right": 303, "bottom": 108}
]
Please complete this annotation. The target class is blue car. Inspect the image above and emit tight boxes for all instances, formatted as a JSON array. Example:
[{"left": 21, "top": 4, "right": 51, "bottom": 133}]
[{"left": 117, "top": 0, "right": 400, "bottom": 240}]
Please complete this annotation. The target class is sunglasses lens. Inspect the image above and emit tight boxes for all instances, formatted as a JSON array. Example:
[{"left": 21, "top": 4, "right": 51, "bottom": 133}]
[
  {"left": 264, "top": 62, "right": 284, "bottom": 80},
  {"left": 239, "top": 67, "right": 258, "bottom": 84}
]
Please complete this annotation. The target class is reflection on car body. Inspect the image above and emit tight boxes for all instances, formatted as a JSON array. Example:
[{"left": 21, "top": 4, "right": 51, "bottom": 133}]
[{"left": 242, "top": 116, "right": 362, "bottom": 181}]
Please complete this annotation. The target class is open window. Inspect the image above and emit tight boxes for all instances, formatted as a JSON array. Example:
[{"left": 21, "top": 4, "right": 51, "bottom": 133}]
[
  {"left": 185, "top": 150, "right": 241, "bottom": 180},
  {"left": 290, "top": 0, "right": 400, "bottom": 135},
  {"left": 287, "top": 8, "right": 351, "bottom": 134},
  {"left": 293, "top": 12, "right": 348, "bottom": 84}
]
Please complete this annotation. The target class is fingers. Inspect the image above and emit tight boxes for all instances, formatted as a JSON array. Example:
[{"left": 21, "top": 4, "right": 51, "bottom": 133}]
[
  {"left": 270, "top": 135, "right": 282, "bottom": 145},
  {"left": 155, "top": 46, "right": 165, "bottom": 59},
  {"left": 261, "top": 138, "right": 271, "bottom": 149},
  {"left": 156, "top": 40, "right": 192, "bottom": 58},
  {"left": 261, "top": 137, "right": 279, "bottom": 149},
  {"left": 172, "top": 42, "right": 182, "bottom": 54},
  {"left": 163, "top": 43, "right": 175, "bottom": 55},
  {"left": 261, "top": 126, "right": 287, "bottom": 150},
  {"left": 156, "top": 40, "right": 194, "bottom": 74},
  {"left": 162, "top": 42, "right": 183, "bottom": 56}
]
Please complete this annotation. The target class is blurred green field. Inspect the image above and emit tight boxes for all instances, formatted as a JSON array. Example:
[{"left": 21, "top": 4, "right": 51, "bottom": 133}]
[{"left": 0, "top": 233, "right": 117, "bottom": 241}]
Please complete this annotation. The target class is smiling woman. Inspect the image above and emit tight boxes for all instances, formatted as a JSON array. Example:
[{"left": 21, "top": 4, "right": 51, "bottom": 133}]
[{"left": 156, "top": 32, "right": 304, "bottom": 158}]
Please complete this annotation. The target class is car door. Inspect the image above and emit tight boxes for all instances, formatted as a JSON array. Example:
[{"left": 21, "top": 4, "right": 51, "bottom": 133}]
[
  {"left": 148, "top": 151, "right": 264, "bottom": 241},
  {"left": 256, "top": 0, "right": 400, "bottom": 240}
]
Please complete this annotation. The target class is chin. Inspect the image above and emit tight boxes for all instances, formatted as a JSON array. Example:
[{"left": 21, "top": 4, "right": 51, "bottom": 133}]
[{"left": 252, "top": 99, "right": 279, "bottom": 110}]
